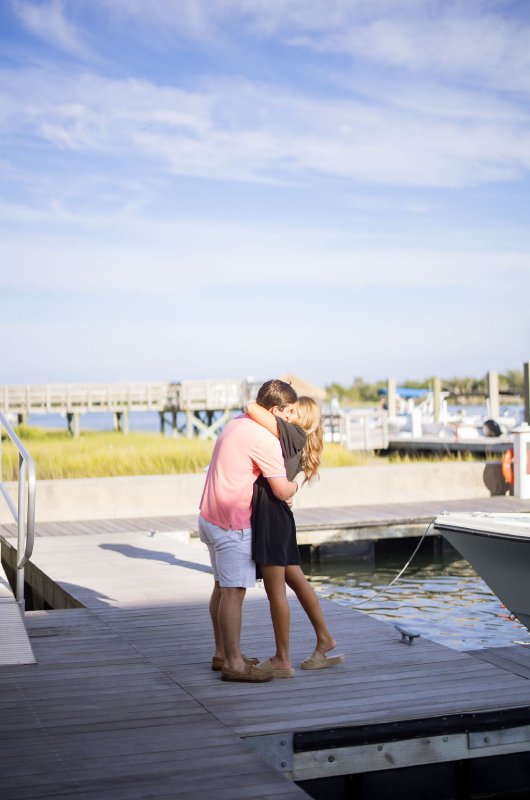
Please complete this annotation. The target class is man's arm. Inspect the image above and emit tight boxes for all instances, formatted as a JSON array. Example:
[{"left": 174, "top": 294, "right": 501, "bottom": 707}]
[{"left": 267, "top": 476, "right": 298, "bottom": 502}]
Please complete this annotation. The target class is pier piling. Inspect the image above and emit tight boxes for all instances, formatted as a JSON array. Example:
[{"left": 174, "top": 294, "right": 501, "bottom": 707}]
[{"left": 523, "top": 361, "right": 530, "bottom": 425}]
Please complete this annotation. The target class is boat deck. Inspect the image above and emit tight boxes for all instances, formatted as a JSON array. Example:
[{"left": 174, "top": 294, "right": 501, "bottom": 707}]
[{"left": 2, "top": 522, "right": 530, "bottom": 798}]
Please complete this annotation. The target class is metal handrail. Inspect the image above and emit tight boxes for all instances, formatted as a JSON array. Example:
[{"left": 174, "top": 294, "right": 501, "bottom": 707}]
[{"left": 0, "top": 412, "right": 36, "bottom": 609}]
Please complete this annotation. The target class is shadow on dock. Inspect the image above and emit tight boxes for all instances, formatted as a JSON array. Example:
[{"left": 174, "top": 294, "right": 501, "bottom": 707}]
[{"left": 99, "top": 542, "right": 214, "bottom": 573}]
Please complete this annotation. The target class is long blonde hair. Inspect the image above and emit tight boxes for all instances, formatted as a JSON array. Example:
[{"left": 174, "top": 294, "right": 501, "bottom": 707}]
[{"left": 295, "top": 396, "right": 323, "bottom": 484}]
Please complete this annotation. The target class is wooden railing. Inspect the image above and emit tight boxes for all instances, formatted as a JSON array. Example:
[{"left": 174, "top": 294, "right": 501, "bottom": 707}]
[{"left": 0, "top": 380, "right": 252, "bottom": 415}]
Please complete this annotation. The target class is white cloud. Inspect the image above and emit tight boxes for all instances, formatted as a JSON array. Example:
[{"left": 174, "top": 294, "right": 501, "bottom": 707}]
[
  {"left": 13, "top": 0, "right": 96, "bottom": 61},
  {"left": 83, "top": 1, "right": 530, "bottom": 93},
  {"left": 2, "top": 66, "right": 530, "bottom": 189},
  {"left": 3, "top": 0, "right": 530, "bottom": 386},
  {"left": 1, "top": 202, "right": 529, "bottom": 296}
]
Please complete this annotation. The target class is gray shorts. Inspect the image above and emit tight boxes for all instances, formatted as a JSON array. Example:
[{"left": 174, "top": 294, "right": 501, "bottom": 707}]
[{"left": 198, "top": 515, "right": 256, "bottom": 588}]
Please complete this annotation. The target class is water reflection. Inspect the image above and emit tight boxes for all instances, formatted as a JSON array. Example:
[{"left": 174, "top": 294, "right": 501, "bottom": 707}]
[{"left": 303, "top": 549, "right": 530, "bottom": 651}]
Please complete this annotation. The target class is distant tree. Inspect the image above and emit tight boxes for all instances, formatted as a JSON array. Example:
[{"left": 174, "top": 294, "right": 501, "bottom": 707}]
[
  {"left": 444, "top": 375, "right": 486, "bottom": 397},
  {"left": 326, "top": 369, "right": 524, "bottom": 406},
  {"left": 326, "top": 378, "right": 380, "bottom": 405},
  {"left": 499, "top": 369, "right": 524, "bottom": 395},
  {"left": 326, "top": 382, "right": 349, "bottom": 402},
  {"left": 353, "top": 377, "right": 380, "bottom": 402},
  {"left": 401, "top": 378, "right": 430, "bottom": 390}
]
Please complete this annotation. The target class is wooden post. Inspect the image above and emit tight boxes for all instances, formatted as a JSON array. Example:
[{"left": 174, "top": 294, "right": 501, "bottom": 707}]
[
  {"left": 387, "top": 378, "right": 397, "bottom": 417},
  {"left": 186, "top": 410, "right": 194, "bottom": 438},
  {"left": 113, "top": 413, "right": 120, "bottom": 431},
  {"left": 159, "top": 412, "right": 165, "bottom": 435},
  {"left": 122, "top": 409, "right": 129, "bottom": 435},
  {"left": 487, "top": 371, "right": 499, "bottom": 419},
  {"left": 171, "top": 410, "right": 178, "bottom": 438},
  {"left": 523, "top": 361, "right": 530, "bottom": 425},
  {"left": 432, "top": 376, "right": 441, "bottom": 423},
  {"left": 66, "top": 412, "right": 80, "bottom": 437}
]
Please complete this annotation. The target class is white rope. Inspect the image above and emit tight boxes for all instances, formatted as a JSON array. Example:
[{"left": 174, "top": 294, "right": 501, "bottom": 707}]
[{"left": 353, "top": 520, "right": 434, "bottom": 607}]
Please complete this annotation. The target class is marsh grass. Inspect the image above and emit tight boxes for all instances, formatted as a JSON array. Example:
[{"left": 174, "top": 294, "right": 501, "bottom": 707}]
[
  {"left": 1, "top": 427, "right": 374, "bottom": 479},
  {"left": 388, "top": 450, "right": 481, "bottom": 464},
  {"left": 0, "top": 427, "right": 215, "bottom": 480},
  {"left": 1, "top": 425, "right": 481, "bottom": 481},
  {"left": 320, "top": 443, "right": 381, "bottom": 468}
]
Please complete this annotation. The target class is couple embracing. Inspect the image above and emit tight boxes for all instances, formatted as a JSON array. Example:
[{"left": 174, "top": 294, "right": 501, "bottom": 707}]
[{"left": 198, "top": 379, "right": 344, "bottom": 683}]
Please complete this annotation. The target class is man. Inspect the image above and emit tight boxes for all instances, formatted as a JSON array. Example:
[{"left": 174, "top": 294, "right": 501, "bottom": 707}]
[{"left": 198, "top": 379, "right": 298, "bottom": 682}]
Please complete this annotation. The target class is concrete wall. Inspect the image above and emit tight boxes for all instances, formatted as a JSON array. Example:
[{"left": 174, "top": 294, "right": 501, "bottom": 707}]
[
  {"left": 294, "top": 461, "right": 507, "bottom": 509},
  {"left": 0, "top": 462, "right": 507, "bottom": 524}
]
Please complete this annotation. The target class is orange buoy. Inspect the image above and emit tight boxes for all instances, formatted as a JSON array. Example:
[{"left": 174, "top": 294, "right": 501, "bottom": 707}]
[{"left": 501, "top": 448, "right": 514, "bottom": 484}]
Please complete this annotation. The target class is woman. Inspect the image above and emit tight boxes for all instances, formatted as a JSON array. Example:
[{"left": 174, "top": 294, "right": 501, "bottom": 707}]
[{"left": 246, "top": 397, "right": 345, "bottom": 677}]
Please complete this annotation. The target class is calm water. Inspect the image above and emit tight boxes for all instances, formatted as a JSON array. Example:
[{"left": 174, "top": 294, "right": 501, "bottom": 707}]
[
  {"left": 28, "top": 411, "right": 179, "bottom": 434},
  {"left": 304, "top": 546, "right": 530, "bottom": 651}
]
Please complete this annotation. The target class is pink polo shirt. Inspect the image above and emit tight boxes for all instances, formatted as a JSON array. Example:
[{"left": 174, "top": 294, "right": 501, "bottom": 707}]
[{"left": 199, "top": 415, "right": 286, "bottom": 530}]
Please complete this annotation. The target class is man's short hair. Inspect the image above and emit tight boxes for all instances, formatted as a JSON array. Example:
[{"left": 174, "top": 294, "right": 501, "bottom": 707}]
[{"left": 256, "top": 379, "right": 297, "bottom": 410}]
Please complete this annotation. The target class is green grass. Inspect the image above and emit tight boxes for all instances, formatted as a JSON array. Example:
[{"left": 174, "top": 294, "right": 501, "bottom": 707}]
[
  {"left": 320, "top": 443, "right": 382, "bottom": 468},
  {"left": 388, "top": 450, "right": 484, "bottom": 464},
  {"left": 1, "top": 427, "right": 216, "bottom": 480},
  {"left": 1, "top": 425, "right": 483, "bottom": 480},
  {"left": 1, "top": 426, "right": 380, "bottom": 480}
]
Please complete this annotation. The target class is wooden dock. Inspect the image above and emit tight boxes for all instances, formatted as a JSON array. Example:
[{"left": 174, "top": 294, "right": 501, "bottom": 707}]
[
  {"left": 3, "top": 515, "right": 530, "bottom": 798},
  {"left": 387, "top": 435, "right": 512, "bottom": 455},
  {"left": 2, "top": 495, "right": 529, "bottom": 546}
]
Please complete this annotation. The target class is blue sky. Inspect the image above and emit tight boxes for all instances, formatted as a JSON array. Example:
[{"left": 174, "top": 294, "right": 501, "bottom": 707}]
[{"left": 1, "top": 0, "right": 529, "bottom": 388}]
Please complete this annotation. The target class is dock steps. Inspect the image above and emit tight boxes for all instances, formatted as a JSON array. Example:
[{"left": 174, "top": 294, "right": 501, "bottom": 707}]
[{"left": 0, "top": 561, "right": 36, "bottom": 665}]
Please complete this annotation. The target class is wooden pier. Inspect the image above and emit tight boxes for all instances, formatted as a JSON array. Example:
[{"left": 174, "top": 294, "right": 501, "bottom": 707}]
[
  {"left": 2, "top": 363, "right": 528, "bottom": 449},
  {"left": 3, "top": 510, "right": 530, "bottom": 799},
  {"left": 387, "top": 435, "right": 513, "bottom": 456},
  {"left": 0, "top": 380, "right": 252, "bottom": 438}
]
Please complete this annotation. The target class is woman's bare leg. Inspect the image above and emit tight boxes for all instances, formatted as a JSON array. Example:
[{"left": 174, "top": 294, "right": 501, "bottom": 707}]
[
  {"left": 261, "top": 565, "right": 292, "bottom": 669},
  {"left": 285, "top": 565, "right": 336, "bottom": 653}
]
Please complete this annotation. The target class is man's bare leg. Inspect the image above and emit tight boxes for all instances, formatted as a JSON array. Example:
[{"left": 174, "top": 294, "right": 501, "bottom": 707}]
[
  {"left": 218, "top": 586, "right": 247, "bottom": 671},
  {"left": 209, "top": 581, "right": 224, "bottom": 659}
]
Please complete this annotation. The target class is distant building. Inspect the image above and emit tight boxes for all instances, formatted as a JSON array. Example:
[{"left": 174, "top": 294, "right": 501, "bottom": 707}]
[{"left": 280, "top": 373, "right": 327, "bottom": 402}]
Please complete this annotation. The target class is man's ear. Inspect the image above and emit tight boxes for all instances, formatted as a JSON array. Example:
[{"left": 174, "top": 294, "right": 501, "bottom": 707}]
[{"left": 269, "top": 405, "right": 280, "bottom": 416}]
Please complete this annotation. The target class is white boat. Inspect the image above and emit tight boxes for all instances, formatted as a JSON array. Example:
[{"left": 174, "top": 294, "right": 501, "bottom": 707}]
[
  {"left": 383, "top": 389, "right": 523, "bottom": 442},
  {"left": 434, "top": 511, "right": 530, "bottom": 632}
]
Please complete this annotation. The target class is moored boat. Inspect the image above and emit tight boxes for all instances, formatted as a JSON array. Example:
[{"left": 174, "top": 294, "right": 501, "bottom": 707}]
[{"left": 434, "top": 512, "right": 530, "bottom": 632}]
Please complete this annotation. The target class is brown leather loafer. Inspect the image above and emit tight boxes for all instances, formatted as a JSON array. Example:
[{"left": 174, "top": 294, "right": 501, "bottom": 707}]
[
  {"left": 221, "top": 663, "right": 273, "bottom": 682},
  {"left": 211, "top": 654, "right": 259, "bottom": 671}
]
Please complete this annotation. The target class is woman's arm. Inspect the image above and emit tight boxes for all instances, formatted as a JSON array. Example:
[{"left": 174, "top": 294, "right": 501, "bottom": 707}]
[{"left": 244, "top": 401, "right": 280, "bottom": 438}]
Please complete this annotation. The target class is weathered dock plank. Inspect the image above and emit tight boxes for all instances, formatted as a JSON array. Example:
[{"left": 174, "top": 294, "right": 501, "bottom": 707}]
[
  {"left": 2, "top": 495, "right": 529, "bottom": 544},
  {"left": 0, "top": 607, "right": 308, "bottom": 800},
  {"left": 3, "top": 526, "right": 530, "bottom": 798},
  {"left": 468, "top": 644, "right": 530, "bottom": 680}
]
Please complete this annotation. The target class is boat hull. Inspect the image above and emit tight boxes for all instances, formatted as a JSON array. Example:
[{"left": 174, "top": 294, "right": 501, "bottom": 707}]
[{"left": 435, "top": 517, "right": 530, "bottom": 632}]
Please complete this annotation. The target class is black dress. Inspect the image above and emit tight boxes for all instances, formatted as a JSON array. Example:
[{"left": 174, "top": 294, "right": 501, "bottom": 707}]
[{"left": 251, "top": 418, "right": 307, "bottom": 567}]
